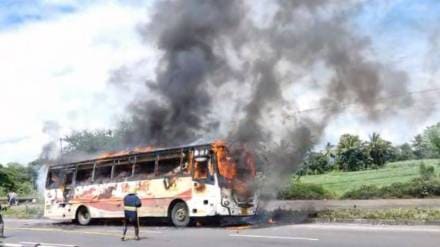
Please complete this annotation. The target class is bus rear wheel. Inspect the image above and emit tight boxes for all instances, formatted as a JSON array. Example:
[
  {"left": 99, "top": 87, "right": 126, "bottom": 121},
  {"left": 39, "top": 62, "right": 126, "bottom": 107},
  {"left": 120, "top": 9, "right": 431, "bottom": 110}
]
[
  {"left": 171, "top": 202, "right": 190, "bottom": 227},
  {"left": 76, "top": 206, "right": 92, "bottom": 226}
]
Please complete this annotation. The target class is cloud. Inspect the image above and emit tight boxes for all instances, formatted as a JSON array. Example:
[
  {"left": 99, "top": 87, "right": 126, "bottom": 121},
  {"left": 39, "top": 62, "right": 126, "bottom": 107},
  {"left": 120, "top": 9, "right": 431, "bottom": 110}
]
[
  {"left": 0, "top": 136, "right": 30, "bottom": 145},
  {"left": 0, "top": 0, "right": 80, "bottom": 29},
  {"left": 0, "top": 1, "right": 152, "bottom": 163}
]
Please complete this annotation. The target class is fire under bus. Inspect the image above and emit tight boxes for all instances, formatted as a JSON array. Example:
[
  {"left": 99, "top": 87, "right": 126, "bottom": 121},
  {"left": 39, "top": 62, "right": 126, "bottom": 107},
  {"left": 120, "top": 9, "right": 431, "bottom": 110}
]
[{"left": 44, "top": 141, "right": 258, "bottom": 227}]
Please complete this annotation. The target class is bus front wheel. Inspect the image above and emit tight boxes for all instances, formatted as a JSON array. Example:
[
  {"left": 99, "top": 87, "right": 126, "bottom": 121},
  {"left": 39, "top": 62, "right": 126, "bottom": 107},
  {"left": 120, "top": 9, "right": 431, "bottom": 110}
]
[
  {"left": 170, "top": 202, "right": 190, "bottom": 227},
  {"left": 76, "top": 206, "right": 92, "bottom": 226}
]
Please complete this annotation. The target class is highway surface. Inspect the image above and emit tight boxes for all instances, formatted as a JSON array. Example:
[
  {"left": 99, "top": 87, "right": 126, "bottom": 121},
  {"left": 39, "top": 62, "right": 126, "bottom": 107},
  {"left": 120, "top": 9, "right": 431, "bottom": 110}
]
[{"left": 1, "top": 218, "right": 440, "bottom": 247}]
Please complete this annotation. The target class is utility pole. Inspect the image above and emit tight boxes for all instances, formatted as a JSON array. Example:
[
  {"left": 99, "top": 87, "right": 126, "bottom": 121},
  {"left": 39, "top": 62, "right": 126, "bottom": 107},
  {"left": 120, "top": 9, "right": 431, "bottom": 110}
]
[{"left": 59, "top": 137, "right": 64, "bottom": 163}]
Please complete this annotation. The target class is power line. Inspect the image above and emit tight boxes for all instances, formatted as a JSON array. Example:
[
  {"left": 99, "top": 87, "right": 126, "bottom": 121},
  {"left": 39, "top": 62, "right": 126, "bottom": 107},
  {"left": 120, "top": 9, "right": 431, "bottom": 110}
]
[{"left": 292, "top": 87, "right": 440, "bottom": 115}]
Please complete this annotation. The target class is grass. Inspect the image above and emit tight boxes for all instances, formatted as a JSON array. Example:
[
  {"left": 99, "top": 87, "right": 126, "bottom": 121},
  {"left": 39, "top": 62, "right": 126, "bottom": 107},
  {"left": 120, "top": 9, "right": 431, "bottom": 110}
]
[
  {"left": 278, "top": 182, "right": 334, "bottom": 200},
  {"left": 316, "top": 208, "right": 440, "bottom": 222},
  {"left": 299, "top": 159, "right": 440, "bottom": 197},
  {"left": 2, "top": 204, "right": 43, "bottom": 219}
]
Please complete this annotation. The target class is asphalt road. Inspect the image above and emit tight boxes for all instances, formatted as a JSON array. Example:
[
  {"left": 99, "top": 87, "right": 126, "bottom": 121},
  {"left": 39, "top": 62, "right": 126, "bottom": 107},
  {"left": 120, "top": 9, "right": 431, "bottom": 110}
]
[{"left": 1, "top": 218, "right": 440, "bottom": 247}]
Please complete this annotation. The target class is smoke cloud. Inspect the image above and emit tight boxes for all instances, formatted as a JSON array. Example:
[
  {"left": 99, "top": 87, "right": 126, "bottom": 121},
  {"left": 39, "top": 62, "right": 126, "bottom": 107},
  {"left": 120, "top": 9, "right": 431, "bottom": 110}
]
[
  {"left": 111, "top": 0, "right": 421, "bottom": 193},
  {"left": 36, "top": 121, "right": 62, "bottom": 194},
  {"left": 39, "top": 121, "right": 61, "bottom": 162},
  {"left": 115, "top": 0, "right": 244, "bottom": 147}
]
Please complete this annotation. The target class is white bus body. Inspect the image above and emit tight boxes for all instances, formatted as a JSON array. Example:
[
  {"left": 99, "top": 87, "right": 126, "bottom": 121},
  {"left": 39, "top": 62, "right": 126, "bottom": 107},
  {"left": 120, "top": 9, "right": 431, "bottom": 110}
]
[{"left": 44, "top": 142, "right": 257, "bottom": 226}]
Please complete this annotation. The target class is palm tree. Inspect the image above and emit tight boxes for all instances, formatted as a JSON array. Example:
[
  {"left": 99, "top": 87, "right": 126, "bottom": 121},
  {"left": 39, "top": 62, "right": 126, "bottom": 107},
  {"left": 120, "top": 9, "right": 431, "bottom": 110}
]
[
  {"left": 336, "top": 134, "right": 366, "bottom": 171},
  {"left": 368, "top": 132, "right": 392, "bottom": 168}
]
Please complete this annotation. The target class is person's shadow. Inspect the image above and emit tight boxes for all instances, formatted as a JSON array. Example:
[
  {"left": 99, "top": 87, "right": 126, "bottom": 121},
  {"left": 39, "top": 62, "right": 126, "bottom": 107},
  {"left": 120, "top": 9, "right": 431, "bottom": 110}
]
[{"left": 122, "top": 236, "right": 148, "bottom": 241}]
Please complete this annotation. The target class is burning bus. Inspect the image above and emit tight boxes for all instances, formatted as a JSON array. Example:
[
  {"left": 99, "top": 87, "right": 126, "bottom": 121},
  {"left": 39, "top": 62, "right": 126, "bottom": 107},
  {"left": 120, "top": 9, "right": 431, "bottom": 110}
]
[{"left": 44, "top": 141, "right": 258, "bottom": 227}]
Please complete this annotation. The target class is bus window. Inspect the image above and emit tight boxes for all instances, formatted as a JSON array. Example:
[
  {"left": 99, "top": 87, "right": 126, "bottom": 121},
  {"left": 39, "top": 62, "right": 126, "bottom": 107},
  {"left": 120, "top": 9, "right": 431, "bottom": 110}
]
[
  {"left": 46, "top": 169, "right": 62, "bottom": 189},
  {"left": 133, "top": 160, "right": 155, "bottom": 180},
  {"left": 76, "top": 164, "right": 94, "bottom": 186},
  {"left": 158, "top": 157, "right": 181, "bottom": 176},
  {"left": 94, "top": 165, "right": 112, "bottom": 184},
  {"left": 194, "top": 157, "right": 209, "bottom": 180},
  {"left": 181, "top": 152, "right": 190, "bottom": 176},
  {"left": 65, "top": 171, "right": 74, "bottom": 187},
  {"left": 113, "top": 163, "right": 133, "bottom": 181}
]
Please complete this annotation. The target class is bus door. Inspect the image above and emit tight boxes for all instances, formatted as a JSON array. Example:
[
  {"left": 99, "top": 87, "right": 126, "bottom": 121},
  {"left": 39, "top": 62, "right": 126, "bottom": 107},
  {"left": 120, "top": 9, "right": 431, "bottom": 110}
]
[
  {"left": 62, "top": 168, "right": 75, "bottom": 203},
  {"left": 192, "top": 149, "right": 215, "bottom": 191}
]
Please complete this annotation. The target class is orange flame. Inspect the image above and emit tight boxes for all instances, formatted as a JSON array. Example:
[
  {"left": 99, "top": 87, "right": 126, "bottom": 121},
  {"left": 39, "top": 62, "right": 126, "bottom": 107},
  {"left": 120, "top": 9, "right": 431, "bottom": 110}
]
[
  {"left": 212, "top": 140, "right": 256, "bottom": 198},
  {"left": 212, "top": 140, "right": 237, "bottom": 180}
]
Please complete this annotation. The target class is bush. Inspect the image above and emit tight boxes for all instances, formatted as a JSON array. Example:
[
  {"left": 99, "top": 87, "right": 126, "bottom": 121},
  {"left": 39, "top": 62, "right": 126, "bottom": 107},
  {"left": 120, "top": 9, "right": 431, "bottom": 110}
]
[
  {"left": 317, "top": 208, "right": 440, "bottom": 221},
  {"left": 278, "top": 182, "right": 333, "bottom": 200},
  {"left": 0, "top": 163, "right": 37, "bottom": 197},
  {"left": 419, "top": 163, "right": 436, "bottom": 180},
  {"left": 341, "top": 185, "right": 381, "bottom": 199},
  {"left": 342, "top": 178, "right": 440, "bottom": 199},
  {"left": 3, "top": 204, "right": 44, "bottom": 219},
  {"left": 299, "top": 152, "right": 333, "bottom": 175}
]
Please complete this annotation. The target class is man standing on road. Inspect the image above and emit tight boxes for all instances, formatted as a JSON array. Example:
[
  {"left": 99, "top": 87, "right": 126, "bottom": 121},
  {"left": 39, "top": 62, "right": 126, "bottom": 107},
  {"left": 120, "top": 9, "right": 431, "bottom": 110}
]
[
  {"left": 122, "top": 187, "right": 142, "bottom": 241},
  {"left": 8, "top": 192, "right": 17, "bottom": 206}
]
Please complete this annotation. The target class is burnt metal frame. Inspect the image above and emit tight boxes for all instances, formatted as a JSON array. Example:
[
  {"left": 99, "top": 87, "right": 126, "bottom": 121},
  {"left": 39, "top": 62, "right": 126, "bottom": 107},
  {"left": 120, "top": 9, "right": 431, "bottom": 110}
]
[{"left": 47, "top": 143, "right": 217, "bottom": 187}]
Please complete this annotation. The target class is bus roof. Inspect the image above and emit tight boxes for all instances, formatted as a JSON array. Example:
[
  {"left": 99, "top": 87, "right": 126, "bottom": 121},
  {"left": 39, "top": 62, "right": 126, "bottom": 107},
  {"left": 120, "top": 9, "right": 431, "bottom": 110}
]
[{"left": 50, "top": 142, "right": 219, "bottom": 169}]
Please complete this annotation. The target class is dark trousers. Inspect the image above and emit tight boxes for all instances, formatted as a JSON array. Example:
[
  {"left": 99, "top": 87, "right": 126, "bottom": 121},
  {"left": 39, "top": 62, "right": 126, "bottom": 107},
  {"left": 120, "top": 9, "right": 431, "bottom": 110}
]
[
  {"left": 122, "top": 216, "right": 139, "bottom": 237},
  {"left": 0, "top": 214, "right": 4, "bottom": 237}
]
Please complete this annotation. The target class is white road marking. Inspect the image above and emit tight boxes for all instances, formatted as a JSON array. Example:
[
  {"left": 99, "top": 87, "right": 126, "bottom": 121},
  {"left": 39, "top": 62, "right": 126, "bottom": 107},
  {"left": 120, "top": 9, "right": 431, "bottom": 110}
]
[
  {"left": 2, "top": 244, "right": 23, "bottom": 247},
  {"left": 21, "top": 242, "right": 78, "bottom": 247},
  {"left": 6, "top": 227, "right": 162, "bottom": 236},
  {"left": 230, "top": 234, "right": 319, "bottom": 241}
]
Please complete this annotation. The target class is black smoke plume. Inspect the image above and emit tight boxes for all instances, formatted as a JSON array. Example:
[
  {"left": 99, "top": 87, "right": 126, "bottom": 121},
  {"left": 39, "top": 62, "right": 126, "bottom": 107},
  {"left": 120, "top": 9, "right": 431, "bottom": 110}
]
[{"left": 112, "top": 0, "right": 419, "bottom": 194}]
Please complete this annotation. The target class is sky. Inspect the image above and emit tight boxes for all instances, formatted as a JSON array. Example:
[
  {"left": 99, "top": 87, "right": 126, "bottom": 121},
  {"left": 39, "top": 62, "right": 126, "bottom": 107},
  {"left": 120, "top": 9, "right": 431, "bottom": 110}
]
[{"left": 0, "top": 0, "right": 439, "bottom": 164}]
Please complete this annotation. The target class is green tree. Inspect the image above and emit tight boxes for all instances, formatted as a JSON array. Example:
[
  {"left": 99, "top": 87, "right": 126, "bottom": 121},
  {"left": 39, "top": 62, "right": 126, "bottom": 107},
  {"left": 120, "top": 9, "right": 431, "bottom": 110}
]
[
  {"left": 366, "top": 133, "right": 394, "bottom": 168},
  {"left": 393, "top": 143, "right": 415, "bottom": 161},
  {"left": 303, "top": 152, "right": 331, "bottom": 175},
  {"left": 412, "top": 123, "right": 440, "bottom": 159},
  {"left": 335, "top": 134, "right": 369, "bottom": 171},
  {"left": 423, "top": 122, "right": 440, "bottom": 157},
  {"left": 323, "top": 142, "right": 336, "bottom": 159},
  {"left": 62, "top": 129, "right": 121, "bottom": 155},
  {"left": 0, "top": 163, "right": 35, "bottom": 196},
  {"left": 0, "top": 163, "right": 15, "bottom": 195},
  {"left": 412, "top": 134, "right": 432, "bottom": 159}
]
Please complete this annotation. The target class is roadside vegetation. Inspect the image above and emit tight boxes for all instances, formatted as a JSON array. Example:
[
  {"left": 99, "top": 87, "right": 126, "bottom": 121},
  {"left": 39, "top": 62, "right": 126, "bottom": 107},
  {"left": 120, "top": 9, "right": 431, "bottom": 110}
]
[
  {"left": 301, "top": 160, "right": 440, "bottom": 197},
  {"left": 297, "top": 123, "right": 440, "bottom": 176},
  {"left": 279, "top": 122, "right": 440, "bottom": 200},
  {"left": 316, "top": 208, "right": 440, "bottom": 222},
  {"left": 277, "top": 182, "right": 334, "bottom": 200},
  {"left": 2, "top": 204, "right": 44, "bottom": 219},
  {"left": 0, "top": 162, "right": 39, "bottom": 197},
  {"left": 279, "top": 160, "right": 440, "bottom": 200}
]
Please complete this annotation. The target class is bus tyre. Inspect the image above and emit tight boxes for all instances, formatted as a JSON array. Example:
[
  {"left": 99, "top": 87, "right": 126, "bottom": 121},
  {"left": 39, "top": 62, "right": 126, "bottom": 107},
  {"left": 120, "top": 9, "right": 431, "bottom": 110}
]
[
  {"left": 171, "top": 202, "right": 190, "bottom": 227},
  {"left": 76, "top": 206, "right": 91, "bottom": 226}
]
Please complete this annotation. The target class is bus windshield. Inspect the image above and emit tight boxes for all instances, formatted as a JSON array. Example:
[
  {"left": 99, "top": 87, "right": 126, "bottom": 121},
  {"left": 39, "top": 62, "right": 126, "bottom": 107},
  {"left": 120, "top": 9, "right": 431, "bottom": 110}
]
[{"left": 213, "top": 143, "right": 255, "bottom": 181}]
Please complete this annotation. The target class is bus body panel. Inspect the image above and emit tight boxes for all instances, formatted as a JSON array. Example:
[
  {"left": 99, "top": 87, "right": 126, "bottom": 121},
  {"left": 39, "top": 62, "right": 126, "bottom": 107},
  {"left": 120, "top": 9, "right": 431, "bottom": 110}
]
[{"left": 45, "top": 177, "right": 256, "bottom": 220}]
